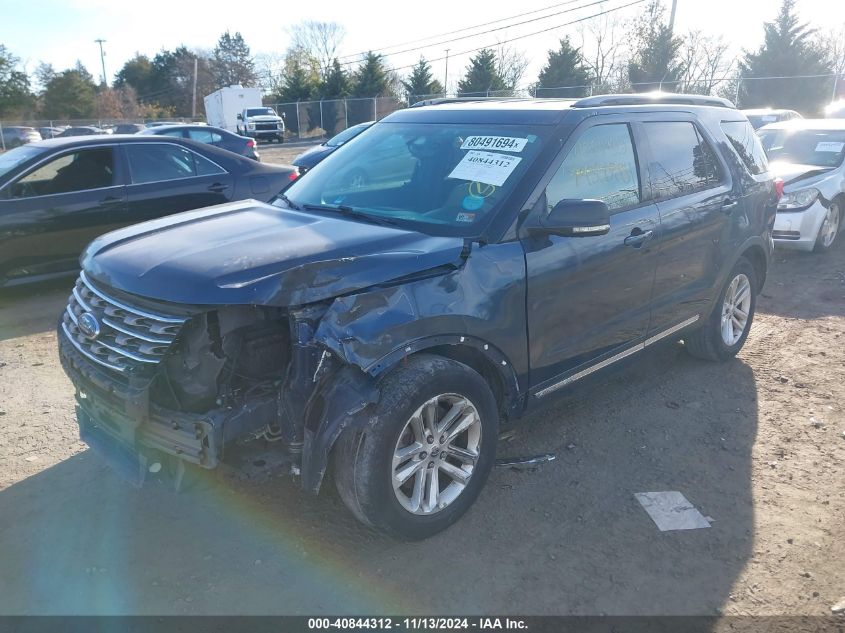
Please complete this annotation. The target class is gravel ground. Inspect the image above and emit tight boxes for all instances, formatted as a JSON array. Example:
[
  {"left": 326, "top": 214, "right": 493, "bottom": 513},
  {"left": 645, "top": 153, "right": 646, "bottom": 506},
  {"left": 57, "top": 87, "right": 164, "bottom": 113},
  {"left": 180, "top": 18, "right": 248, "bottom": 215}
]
[{"left": 0, "top": 181, "right": 843, "bottom": 616}]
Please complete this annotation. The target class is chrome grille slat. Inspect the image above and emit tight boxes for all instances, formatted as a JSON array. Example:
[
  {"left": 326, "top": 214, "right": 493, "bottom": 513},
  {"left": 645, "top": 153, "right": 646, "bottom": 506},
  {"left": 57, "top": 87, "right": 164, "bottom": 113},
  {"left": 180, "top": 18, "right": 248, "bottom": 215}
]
[{"left": 61, "top": 273, "right": 188, "bottom": 374}]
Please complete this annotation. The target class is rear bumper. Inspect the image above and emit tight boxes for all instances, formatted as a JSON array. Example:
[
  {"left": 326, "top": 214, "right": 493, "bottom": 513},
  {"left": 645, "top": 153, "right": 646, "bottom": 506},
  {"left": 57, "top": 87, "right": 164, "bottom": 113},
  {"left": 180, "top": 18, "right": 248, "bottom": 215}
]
[{"left": 773, "top": 201, "right": 826, "bottom": 251}]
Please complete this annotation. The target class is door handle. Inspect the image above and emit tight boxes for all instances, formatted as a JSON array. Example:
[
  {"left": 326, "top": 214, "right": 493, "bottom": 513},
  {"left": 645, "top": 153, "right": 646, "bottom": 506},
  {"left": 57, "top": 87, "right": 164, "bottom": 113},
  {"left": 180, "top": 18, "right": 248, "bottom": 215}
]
[
  {"left": 98, "top": 196, "right": 122, "bottom": 208},
  {"left": 624, "top": 228, "right": 654, "bottom": 248},
  {"left": 208, "top": 183, "right": 229, "bottom": 193},
  {"left": 721, "top": 198, "right": 738, "bottom": 214}
]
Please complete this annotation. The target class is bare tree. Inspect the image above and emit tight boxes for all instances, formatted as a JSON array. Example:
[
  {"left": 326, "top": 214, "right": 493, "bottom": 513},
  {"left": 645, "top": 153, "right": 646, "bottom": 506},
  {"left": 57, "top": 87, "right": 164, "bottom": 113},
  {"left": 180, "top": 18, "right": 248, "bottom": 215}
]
[
  {"left": 254, "top": 52, "right": 286, "bottom": 94},
  {"left": 287, "top": 21, "right": 346, "bottom": 77},
  {"left": 823, "top": 25, "right": 845, "bottom": 82},
  {"left": 494, "top": 42, "right": 530, "bottom": 92},
  {"left": 678, "top": 31, "right": 732, "bottom": 94},
  {"left": 578, "top": 9, "right": 624, "bottom": 93}
]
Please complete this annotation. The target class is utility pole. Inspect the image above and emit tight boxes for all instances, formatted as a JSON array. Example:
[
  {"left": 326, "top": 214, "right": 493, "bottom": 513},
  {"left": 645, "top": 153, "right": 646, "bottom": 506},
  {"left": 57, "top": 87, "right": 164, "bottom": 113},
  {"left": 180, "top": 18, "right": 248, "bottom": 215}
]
[
  {"left": 191, "top": 56, "right": 199, "bottom": 119},
  {"left": 668, "top": 0, "right": 678, "bottom": 34},
  {"left": 95, "top": 39, "right": 108, "bottom": 86},
  {"left": 444, "top": 49, "right": 450, "bottom": 97}
]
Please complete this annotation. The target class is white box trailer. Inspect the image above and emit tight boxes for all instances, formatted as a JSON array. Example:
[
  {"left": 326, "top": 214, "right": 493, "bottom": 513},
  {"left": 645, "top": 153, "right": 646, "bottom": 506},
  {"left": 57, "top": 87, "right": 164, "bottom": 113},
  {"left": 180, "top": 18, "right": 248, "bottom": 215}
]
[{"left": 204, "top": 86, "right": 284, "bottom": 142}]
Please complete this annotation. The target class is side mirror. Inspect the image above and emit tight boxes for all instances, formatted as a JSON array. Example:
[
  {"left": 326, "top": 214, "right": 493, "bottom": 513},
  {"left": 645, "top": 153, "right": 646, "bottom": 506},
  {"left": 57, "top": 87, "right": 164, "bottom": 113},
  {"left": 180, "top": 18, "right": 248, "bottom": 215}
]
[
  {"left": 236, "top": 114, "right": 243, "bottom": 120},
  {"left": 539, "top": 199, "right": 611, "bottom": 237}
]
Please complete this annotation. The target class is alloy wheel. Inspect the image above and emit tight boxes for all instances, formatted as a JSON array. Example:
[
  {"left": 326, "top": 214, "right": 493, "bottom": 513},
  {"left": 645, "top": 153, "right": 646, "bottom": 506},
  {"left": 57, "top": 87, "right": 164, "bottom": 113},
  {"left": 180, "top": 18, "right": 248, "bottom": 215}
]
[
  {"left": 819, "top": 203, "right": 840, "bottom": 248},
  {"left": 392, "top": 393, "right": 482, "bottom": 515},
  {"left": 721, "top": 273, "right": 752, "bottom": 346}
]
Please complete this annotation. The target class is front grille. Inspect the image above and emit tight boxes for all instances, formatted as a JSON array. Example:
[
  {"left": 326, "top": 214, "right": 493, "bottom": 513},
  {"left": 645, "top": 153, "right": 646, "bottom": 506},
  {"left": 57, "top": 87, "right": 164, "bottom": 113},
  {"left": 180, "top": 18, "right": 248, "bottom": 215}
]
[
  {"left": 61, "top": 272, "right": 187, "bottom": 374},
  {"left": 255, "top": 122, "right": 278, "bottom": 131}
]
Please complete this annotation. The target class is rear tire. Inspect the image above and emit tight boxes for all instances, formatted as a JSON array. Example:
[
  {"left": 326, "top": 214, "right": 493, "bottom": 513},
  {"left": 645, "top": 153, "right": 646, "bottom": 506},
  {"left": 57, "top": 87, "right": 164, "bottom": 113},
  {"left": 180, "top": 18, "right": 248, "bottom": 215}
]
[
  {"left": 685, "top": 257, "right": 757, "bottom": 361},
  {"left": 333, "top": 354, "right": 498, "bottom": 540}
]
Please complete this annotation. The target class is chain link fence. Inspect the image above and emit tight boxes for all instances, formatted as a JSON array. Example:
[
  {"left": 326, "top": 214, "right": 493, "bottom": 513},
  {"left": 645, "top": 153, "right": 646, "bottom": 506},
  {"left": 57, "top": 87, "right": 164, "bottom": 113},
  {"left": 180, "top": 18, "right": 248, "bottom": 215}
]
[{"left": 264, "top": 96, "right": 407, "bottom": 142}]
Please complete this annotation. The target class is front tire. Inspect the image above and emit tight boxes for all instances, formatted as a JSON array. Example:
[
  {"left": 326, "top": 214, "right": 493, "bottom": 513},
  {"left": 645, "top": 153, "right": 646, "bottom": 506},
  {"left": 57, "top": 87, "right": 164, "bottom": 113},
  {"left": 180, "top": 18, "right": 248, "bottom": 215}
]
[
  {"left": 333, "top": 355, "right": 499, "bottom": 539},
  {"left": 685, "top": 257, "right": 757, "bottom": 361},
  {"left": 814, "top": 201, "right": 841, "bottom": 253}
]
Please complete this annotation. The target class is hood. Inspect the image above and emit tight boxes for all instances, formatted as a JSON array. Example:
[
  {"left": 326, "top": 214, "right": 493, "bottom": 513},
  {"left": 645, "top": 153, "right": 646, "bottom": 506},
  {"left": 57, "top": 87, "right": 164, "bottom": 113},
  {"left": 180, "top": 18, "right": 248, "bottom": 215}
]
[
  {"left": 81, "top": 200, "right": 465, "bottom": 307},
  {"left": 292, "top": 144, "right": 334, "bottom": 168},
  {"left": 769, "top": 161, "right": 833, "bottom": 187}
]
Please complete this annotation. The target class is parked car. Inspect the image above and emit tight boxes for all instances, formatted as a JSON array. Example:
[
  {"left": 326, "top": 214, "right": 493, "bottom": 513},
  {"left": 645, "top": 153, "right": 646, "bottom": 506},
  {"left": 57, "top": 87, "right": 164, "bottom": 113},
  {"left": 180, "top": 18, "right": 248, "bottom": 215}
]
[
  {"left": 113, "top": 123, "right": 145, "bottom": 134},
  {"left": 57, "top": 126, "right": 108, "bottom": 137},
  {"left": 38, "top": 126, "right": 65, "bottom": 140},
  {"left": 825, "top": 100, "right": 845, "bottom": 119},
  {"left": 0, "top": 135, "right": 297, "bottom": 287},
  {"left": 742, "top": 108, "right": 803, "bottom": 129},
  {"left": 758, "top": 119, "right": 845, "bottom": 251},
  {"left": 139, "top": 124, "right": 260, "bottom": 160},
  {"left": 1, "top": 126, "right": 41, "bottom": 148},
  {"left": 57, "top": 94, "right": 776, "bottom": 539},
  {"left": 293, "top": 121, "right": 374, "bottom": 174}
]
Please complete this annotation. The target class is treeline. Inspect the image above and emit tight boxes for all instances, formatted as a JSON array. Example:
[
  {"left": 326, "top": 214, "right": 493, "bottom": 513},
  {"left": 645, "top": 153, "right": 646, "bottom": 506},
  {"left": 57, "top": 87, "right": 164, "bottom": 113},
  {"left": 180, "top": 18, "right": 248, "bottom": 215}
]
[{"left": 1, "top": 0, "right": 843, "bottom": 121}]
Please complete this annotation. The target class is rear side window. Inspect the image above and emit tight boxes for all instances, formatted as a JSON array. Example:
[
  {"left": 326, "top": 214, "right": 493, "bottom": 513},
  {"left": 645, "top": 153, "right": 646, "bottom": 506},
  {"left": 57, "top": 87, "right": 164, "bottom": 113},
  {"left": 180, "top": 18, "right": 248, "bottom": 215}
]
[
  {"left": 722, "top": 120, "right": 768, "bottom": 175},
  {"left": 125, "top": 143, "right": 225, "bottom": 184},
  {"left": 545, "top": 123, "right": 641, "bottom": 212},
  {"left": 188, "top": 129, "right": 223, "bottom": 144},
  {"left": 645, "top": 122, "right": 722, "bottom": 200}
]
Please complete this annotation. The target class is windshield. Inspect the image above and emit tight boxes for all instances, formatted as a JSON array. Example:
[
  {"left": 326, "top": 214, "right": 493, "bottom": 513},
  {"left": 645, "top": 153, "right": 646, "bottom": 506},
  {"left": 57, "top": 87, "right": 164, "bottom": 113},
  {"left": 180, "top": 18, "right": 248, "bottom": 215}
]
[
  {"left": 747, "top": 113, "right": 782, "bottom": 129},
  {"left": 246, "top": 108, "right": 276, "bottom": 117},
  {"left": 326, "top": 123, "right": 372, "bottom": 147},
  {"left": 758, "top": 128, "right": 845, "bottom": 168},
  {"left": 0, "top": 145, "right": 44, "bottom": 180},
  {"left": 278, "top": 121, "right": 549, "bottom": 237}
]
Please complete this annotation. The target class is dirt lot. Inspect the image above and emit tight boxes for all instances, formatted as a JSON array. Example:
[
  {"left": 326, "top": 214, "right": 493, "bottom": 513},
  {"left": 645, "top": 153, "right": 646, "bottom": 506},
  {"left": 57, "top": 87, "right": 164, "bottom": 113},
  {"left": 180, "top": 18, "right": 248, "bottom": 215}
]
[{"left": 1, "top": 177, "right": 843, "bottom": 615}]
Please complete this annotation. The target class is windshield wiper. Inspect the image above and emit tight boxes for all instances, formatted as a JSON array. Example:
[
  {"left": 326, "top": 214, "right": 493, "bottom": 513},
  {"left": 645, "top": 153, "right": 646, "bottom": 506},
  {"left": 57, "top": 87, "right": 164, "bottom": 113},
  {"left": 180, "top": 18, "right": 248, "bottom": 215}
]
[
  {"left": 301, "top": 203, "right": 403, "bottom": 228},
  {"left": 275, "top": 193, "right": 301, "bottom": 210}
]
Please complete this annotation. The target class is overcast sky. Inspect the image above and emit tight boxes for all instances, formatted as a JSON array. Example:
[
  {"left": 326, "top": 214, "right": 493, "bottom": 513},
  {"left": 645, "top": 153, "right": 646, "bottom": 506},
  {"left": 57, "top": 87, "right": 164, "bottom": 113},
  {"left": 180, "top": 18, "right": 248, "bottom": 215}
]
[{"left": 4, "top": 0, "right": 844, "bottom": 95}]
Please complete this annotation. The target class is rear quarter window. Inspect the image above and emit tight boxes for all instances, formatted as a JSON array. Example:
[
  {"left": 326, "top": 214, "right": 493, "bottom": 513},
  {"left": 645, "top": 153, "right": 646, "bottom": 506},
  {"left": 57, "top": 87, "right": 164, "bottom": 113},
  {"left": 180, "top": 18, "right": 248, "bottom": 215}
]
[
  {"left": 644, "top": 121, "right": 723, "bottom": 200},
  {"left": 721, "top": 121, "right": 768, "bottom": 175}
]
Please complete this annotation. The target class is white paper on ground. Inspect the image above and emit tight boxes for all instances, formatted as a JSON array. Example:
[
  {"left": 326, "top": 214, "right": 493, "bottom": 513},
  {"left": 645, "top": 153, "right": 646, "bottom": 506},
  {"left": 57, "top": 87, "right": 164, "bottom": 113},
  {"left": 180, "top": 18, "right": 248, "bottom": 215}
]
[
  {"left": 634, "top": 491, "right": 712, "bottom": 531},
  {"left": 448, "top": 150, "right": 522, "bottom": 187}
]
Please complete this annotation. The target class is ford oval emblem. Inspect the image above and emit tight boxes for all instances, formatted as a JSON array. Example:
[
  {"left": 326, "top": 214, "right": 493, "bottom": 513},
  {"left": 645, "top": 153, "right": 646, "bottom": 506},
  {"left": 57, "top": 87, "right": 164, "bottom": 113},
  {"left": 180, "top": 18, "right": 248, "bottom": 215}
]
[{"left": 78, "top": 312, "right": 101, "bottom": 339}]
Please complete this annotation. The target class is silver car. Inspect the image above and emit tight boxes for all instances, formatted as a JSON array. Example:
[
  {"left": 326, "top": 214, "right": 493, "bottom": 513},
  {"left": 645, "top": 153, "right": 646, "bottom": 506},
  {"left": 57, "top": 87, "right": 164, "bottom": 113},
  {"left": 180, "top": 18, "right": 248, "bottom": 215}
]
[{"left": 758, "top": 119, "right": 845, "bottom": 252}]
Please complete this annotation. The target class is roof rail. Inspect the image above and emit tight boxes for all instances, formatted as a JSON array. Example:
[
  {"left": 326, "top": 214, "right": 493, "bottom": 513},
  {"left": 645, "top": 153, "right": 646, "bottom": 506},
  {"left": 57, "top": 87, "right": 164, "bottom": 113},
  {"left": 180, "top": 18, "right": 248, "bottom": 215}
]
[
  {"left": 571, "top": 93, "right": 735, "bottom": 109},
  {"left": 410, "top": 97, "right": 532, "bottom": 108}
]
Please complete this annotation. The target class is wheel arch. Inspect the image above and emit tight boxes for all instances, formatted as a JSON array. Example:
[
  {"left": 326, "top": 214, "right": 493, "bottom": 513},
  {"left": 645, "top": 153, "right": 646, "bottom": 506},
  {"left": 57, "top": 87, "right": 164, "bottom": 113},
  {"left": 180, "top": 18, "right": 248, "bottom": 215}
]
[{"left": 739, "top": 242, "right": 768, "bottom": 292}]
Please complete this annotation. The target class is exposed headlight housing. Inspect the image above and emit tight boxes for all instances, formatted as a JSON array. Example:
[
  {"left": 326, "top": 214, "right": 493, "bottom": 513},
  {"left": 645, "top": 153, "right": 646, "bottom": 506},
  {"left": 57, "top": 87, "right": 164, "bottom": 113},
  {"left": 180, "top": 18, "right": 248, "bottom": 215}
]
[{"left": 778, "top": 188, "right": 820, "bottom": 211}]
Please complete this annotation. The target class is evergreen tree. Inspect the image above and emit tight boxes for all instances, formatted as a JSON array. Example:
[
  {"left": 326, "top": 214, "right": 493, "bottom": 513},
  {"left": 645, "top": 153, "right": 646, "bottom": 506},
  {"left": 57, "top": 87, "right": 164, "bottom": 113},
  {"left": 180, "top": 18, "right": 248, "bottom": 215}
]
[
  {"left": 278, "top": 54, "right": 316, "bottom": 102},
  {"left": 351, "top": 52, "right": 392, "bottom": 97},
  {"left": 0, "top": 45, "right": 33, "bottom": 117},
  {"left": 114, "top": 54, "right": 155, "bottom": 98},
  {"left": 42, "top": 62, "right": 97, "bottom": 119},
  {"left": 536, "top": 38, "right": 591, "bottom": 98},
  {"left": 738, "top": 0, "right": 830, "bottom": 113},
  {"left": 321, "top": 58, "right": 350, "bottom": 98},
  {"left": 457, "top": 49, "right": 506, "bottom": 96},
  {"left": 211, "top": 31, "right": 257, "bottom": 88},
  {"left": 627, "top": 0, "right": 684, "bottom": 92},
  {"left": 402, "top": 57, "right": 444, "bottom": 101}
]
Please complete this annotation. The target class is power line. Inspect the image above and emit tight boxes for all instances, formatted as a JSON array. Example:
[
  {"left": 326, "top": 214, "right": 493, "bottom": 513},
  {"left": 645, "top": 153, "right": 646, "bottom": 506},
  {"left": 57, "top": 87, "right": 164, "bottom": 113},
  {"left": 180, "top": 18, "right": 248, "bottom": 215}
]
[
  {"left": 337, "top": 0, "right": 593, "bottom": 61},
  {"left": 388, "top": 0, "right": 649, "bottom": 73},
  {"left": 338, "top": 0, "right": 627, "bottom": 67}
]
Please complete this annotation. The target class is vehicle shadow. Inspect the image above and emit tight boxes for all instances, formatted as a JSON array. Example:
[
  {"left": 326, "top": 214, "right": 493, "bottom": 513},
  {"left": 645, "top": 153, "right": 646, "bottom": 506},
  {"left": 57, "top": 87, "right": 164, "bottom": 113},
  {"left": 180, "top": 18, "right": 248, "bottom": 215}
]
[
  {"left": 0, "top": 341, "right": 757, "bottom": 616},
  {"left": 757, "top": 243, "right": 845, "bottom": 320},
  {"left": 0, "top": 279, "right": 70, "bottom": 341}
]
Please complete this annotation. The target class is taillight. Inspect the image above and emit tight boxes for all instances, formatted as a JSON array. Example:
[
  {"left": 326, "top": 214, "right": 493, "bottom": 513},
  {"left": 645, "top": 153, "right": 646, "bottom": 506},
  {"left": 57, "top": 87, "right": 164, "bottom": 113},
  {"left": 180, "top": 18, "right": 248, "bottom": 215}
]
[
  {"left": 774, "top": 178, "right": 784, "bottom": 201},
  {"left": 288, "top": 171, "right": 299, "bottom": 181},
  {"left": 247, "top": 139, "right": 255, "bottom": 148}
]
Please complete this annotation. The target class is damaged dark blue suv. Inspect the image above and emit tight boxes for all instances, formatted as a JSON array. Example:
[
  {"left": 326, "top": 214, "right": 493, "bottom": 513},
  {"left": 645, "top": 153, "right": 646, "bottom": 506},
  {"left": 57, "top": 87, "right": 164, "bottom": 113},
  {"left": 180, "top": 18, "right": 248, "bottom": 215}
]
[{"left": 58, "top": 94, "right": 777, "bottom": 538}]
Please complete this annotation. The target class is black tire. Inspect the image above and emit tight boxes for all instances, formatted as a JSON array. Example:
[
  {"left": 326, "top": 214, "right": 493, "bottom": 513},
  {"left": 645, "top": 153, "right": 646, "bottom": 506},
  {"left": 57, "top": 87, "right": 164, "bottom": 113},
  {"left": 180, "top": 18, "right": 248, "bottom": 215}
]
[
  {"left": 333, "top": 354, "right": 499, "bottom": 540},
  {"left": 685, "top": 257, "right": 757, "bottom": 361},
  {"left": 813, "top": 200, "right": 841, "bottom": 253}
]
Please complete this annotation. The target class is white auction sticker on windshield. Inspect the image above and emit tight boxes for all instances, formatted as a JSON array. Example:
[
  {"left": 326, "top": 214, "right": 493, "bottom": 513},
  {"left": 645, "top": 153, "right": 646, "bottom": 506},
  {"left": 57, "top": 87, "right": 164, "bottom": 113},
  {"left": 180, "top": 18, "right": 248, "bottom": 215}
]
[
  {"left": 815, "top": 141, "right": 845, "bottom": 152},
  {"left": 448, "top": 150, "right": 522, "bottom": 187},
  {"left": 460, "top": 136, "right": 528, "bottom": 152}
]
